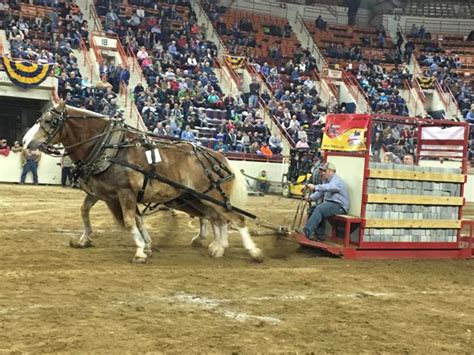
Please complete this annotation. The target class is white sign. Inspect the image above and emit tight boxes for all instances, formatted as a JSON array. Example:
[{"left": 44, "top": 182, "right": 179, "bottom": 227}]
[{"left": 94, "top": 36, "right": 117, "bottom": 49}]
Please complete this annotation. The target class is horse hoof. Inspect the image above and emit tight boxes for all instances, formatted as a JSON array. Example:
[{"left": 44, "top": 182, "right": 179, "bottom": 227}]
[
  {"left": 191, "top": 238, "right": 204, "bottom": 248},
  {"left": 69, "top": 239, "right": 92, "bottom": 248},
  {"left": 212, "top": 248, "right": 225, "bottom": 258},
  {"left": 144, "top": 249, "right": 152, "bottom": 257},
  {"left": 132, "top": 256, "right": 147, "bottom": 264},
  {"left": 208, "top": 244, "right": 225, "bottom": 258},
  {"left": 250, "top": 248, "right": 264, "bottom": 263}
]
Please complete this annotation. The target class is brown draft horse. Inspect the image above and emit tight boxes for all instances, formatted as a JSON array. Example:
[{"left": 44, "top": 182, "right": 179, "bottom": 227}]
[{"left": 23, "top": 101, "right": 263, "bottom": 263}]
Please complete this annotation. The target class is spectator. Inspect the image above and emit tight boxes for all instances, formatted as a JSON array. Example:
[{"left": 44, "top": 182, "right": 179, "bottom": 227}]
[
  {"left": 213, "top": 138, "right": 228, "bottom": 153},
  {"left": 466, "top": 104, "right": 474, "bottom": 123},
  {"left": 180, "top": 125, "right": 196, "bottom": 142},
  {"left": 20, "top": 144, "right": 42, "bottom": 185},
  {"left": 296, "top": 136, "right": 310, "bottom": 148},
  {"left": 257, "top": 170, "right": 270, "bottom": 194},
  {"left": 268, "top": 131, "right": 283, "bottom": 155},
  {"left": 259, "top": 142, "right": 273, "bottom": 156},
  {"left": 11, "top": 141, "right": 22, "bottom": 153},
  {"left": 403, "top": 153, "right": 415, "bottom": 165},
  {"left": 248, "top": 78, "right": 260, "bottom": 109},
  {"left": 0, "top": 138, "right": 11, "bottom": 156},
  {"left": 60, "top": 155, "right": 74, "bottom": 187}
]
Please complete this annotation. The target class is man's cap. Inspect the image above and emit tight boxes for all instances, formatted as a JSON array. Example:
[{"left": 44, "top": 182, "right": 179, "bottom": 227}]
[{"left": 319, "top": 162, "right": 336, "bottom": 171}]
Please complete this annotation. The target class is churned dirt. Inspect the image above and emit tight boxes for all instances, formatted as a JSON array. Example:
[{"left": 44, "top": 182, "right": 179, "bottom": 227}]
[{"left": 0, "top": 184, "right": 473, "bottom": 353}]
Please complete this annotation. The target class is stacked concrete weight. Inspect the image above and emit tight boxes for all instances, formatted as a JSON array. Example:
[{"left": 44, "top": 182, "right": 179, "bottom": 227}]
[{"left": 364, "top": 162, "right": 462, "bottom": 243}]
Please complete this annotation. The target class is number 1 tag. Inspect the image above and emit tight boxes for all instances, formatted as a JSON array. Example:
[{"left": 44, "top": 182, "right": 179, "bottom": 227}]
[{"left": 145, "top": 149, "right": 162, "bottom": 164}]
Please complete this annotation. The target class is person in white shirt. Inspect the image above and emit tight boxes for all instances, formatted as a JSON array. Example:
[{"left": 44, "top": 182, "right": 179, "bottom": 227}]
[
  {"left": 136, "top": 6, "right": 145, "bottom": 18},
  {"left": 136, "top": 46, "right": 149, "bottom": 63}
]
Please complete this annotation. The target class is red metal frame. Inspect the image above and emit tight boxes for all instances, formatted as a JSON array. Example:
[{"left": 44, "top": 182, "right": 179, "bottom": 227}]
[{"left": 296, "top": 113, "right": 473, "bottom": 259}]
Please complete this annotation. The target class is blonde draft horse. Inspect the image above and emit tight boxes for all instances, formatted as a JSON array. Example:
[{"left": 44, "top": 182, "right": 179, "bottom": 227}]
[{"left": 23, "top": 101, "right": 263, "bottom": 263}]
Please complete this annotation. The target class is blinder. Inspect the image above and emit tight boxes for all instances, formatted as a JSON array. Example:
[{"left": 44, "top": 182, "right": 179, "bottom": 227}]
[{"left": 39, "top": 107, "right": 67, "bottom": 148}]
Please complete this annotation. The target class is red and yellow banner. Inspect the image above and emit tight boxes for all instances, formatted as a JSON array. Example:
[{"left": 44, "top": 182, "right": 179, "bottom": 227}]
[{"left": 321, "top": 114, "right": 369, "bottom": 151}]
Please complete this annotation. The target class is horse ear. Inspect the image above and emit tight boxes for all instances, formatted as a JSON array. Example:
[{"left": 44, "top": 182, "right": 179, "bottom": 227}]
[{"left": 56, "top": 100, "right": 66, "bottom": 112}]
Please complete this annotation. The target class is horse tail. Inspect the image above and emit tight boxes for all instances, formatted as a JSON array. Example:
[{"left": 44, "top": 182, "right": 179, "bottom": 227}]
[
  {"left": 105, "top": 201, "right": 125, "bottom": 227},
  {"left": 228, "top": 162, "right": 248, "bottom": 210}
]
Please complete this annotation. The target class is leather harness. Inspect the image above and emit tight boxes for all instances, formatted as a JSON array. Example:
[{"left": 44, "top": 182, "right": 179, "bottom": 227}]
[{"left": 39, "top": 107, "right": 257, "bottom": 220}]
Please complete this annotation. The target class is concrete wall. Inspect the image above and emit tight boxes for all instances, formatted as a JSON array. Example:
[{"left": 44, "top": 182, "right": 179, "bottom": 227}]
[
  {"left": 0, "top": 72, "right": 58, "bottom": 101},
  {"left": 0, "top": 152, "right": 62, "bottom": 184},
  {"left": 0, "top": 152, "right": 288, "bottom": 192},
  {"left": 2, "top": 153, "right": 472, "bottom": 202}
]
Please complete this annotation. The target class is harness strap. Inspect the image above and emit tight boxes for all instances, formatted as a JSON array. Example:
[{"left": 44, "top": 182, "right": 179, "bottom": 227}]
[
  {"left": 137, "top": 175, "right": 149, "bottom": 203},
  {"left": 192, "top": 145, "right": 234, "bottom": 209},
  {"left": 108, "top": 157, "right": 257, "bottom": 220}
]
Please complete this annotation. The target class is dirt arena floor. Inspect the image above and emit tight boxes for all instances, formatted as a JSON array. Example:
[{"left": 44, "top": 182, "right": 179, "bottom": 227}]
[{"left": 0, "top": 184, "right": 473, "bottom": 353}]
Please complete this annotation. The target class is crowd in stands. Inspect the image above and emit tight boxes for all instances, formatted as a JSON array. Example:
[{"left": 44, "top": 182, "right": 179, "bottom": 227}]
[
  {"left": 2, "top": 0, "right": 472, "bottom": 163},
  {"left": 2, "top": 0, "right": 127, "bottom": 116},
  {"left": 407, "top": 24, "right": 474, "bottom": 120},
  {"left": 94, "top": 0, "right": 280, "bottom": 155}
]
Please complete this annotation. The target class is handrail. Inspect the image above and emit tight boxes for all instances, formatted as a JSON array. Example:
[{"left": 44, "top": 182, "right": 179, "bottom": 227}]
[
  {"left": 193, "top": 0, "right": 227, "bottom": 55},
  {"left": 79, "top": 38, "right": 93, "bottom": 82},
  {"left": 131, "top": 103, "right": 147, "bottom": 131},
  {"left": 126, "top": 44, "right": 143, "bottom": 83},
  {"left": 412, "top": 77, "right": 426, "bottom": 103},
  {"left": 91, "top": 31, "right": 128, "bottom": 67},
  {"left": 319, "top": 67, "right": 338, "bottom": 99},
  {"left": 89, "top": 35, "right": 103, "bottom": 66},
  {"left": 243, "top": 60, "right": 295, "bottom": 147},
  {"left": 295, "top": 11, "right": 327, "bottom": 71},
  {"left": 342, "top": 71, "right": 370, "bottom": 112},
  {"left": 51, "top": 86, "right": 60, "bottom": 103},
  {"left": 433, "top": 78, "right": 448, "bottom": 109},
  {"left": 434, "top": 77, "right": 461, "bottom": 118},
  {"left": 444, "top": 84, "right": 461, "bottom": 118},
  {"left": 89, "top": 3, "right": 103, "bottom": 32},
  {"left": 403, "top": 79, "right": 424, "bottom": 117},
  {"left": 221, "top": 57, "right": 242, "bottom": 87}
]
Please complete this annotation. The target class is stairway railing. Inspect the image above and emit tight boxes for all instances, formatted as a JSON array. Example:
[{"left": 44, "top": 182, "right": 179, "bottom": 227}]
[
  {"left": 403, "top": 79, "right": 424, "bottom": 117},
  {"left": 79, "top": 38, "right": 94, "bottom": 81},
  {"left": 412, "top": 77, "right": 426, "bottom": 104},
  {"left": 295, "top": 11, "right": 327, "bottom": 71},
  {"left": 342, "top": 71, "right": 371, "bottom": 113}
]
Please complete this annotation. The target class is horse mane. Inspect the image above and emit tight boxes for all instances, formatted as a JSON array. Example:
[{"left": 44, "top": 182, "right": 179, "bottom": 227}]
[{"left": 65, "top": 105, "right": 110, "bottom": 120}]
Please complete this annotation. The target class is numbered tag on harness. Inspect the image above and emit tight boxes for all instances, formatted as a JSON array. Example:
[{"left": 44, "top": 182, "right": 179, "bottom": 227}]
[{"left": 145, "top": 148, "right": 162, "bottom": 164}]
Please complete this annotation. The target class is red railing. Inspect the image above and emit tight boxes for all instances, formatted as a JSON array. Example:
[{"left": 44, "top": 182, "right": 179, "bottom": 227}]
[
  {"left": 412, "top": 77, "right": 426, "bottom": 103},
  {"left": 221, "top": 56, "right": 242, "bottom": 88},
  {"left": 79, "top": 38, "right": 93, "bottom": 81},
  {"left": 434, "top": 78, "right": 448, "bottom": 108},
  {"left": 444, "top": 84, "right": 461, "bottom": 117},
  {"left": 342, "top": 71, "right": 370, "bottom": 112},
  {"left": 434, "top": 78, "right": 461, "bottom": 118},
  {"left": 403, "top": 79, "right": 424, "bottom": 117},
  {"left": 88, "top": 3, "right": 103, "bottom": 32},
  {"left": 51, "top": 86, "right": 60, "bottom": 103},
  {"left": 126, "top": 44, "right": 143, "bottom": 83},
  {"left": 89, "top": 35, "right": 104, "bottom": 66}
]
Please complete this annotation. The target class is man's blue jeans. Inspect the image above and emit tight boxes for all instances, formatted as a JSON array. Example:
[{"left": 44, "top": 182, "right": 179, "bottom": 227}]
[
  {"left": 20, "top": 160, "right": 38, "bottom": 184},
  {"left": 303, "top": 201, "right": 346, "bottom": 239}
]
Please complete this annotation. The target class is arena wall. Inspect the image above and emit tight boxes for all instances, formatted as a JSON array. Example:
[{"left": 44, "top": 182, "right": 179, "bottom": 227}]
[
  {"left": 1, "top": 154, "right": 472, "bottom": 202},
  {"left": 0, "top": 153, "right": 288, "bottom": 193}
]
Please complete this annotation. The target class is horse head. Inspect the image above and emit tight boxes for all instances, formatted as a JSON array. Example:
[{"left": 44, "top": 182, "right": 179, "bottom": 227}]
[{"left": 23, "top": 100, "right": 68, "bottom": 152}]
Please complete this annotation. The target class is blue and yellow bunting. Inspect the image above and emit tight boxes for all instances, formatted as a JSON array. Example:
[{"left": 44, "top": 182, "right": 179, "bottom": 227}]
[
  {"left": 225, "top": 55, "right": 245, "bottom": 70},
  {"left": 1, "top": 57, "right": 53, "bottom": 89}
]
